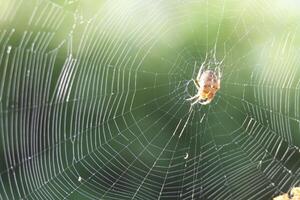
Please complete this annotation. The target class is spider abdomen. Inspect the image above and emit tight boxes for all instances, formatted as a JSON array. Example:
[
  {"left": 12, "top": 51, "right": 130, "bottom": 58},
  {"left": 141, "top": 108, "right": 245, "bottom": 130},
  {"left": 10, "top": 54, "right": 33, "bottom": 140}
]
[
  {"left": 198, "top": 70, "right": 220, "bottom": 104},
  {"left": 187, "top": 66, "right": 221, "bottom": 106}
]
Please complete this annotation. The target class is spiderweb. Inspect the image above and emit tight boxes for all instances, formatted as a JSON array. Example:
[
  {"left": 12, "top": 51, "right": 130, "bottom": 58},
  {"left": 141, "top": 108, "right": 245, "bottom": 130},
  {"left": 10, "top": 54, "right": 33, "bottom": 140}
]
[{"left": 1, "top": 0, "right": 300, "bottom": 199}]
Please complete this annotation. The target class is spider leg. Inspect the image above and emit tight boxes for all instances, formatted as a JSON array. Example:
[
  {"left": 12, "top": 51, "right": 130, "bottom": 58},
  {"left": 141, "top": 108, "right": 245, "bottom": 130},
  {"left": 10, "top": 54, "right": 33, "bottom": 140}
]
[
  {"left": 188, "top": 99, "right": 198, "bottom": 112},
  {"left": 193, "top": 79, "right": 201, "bottom": 90},
  {"left": 186, "top": 94, "right": 198, "bottom": 101},
  {"left": 191, "top": 98, "right": 200, "bottom": 106},
  {"left": 215, "top": 66, "right": 221, "bottom": 79},
  {"left": 197, "top": 62, "right": 205, "bottom": 80}
]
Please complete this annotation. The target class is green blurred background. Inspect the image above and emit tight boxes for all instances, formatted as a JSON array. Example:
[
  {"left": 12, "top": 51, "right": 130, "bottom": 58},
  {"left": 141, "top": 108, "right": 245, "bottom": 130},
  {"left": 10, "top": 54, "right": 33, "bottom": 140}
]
[{"left": 1, "top": 0, "right": 300, "bottom": 199}]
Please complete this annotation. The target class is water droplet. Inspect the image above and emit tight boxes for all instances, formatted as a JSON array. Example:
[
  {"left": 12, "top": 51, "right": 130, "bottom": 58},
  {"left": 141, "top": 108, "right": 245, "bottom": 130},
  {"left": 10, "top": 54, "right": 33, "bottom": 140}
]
[
  {"left": 184, "top": 153, "right": 189, "bottom": 160},
  {"left": 7, "top": 46, "right": 12, "bottom": 54}
]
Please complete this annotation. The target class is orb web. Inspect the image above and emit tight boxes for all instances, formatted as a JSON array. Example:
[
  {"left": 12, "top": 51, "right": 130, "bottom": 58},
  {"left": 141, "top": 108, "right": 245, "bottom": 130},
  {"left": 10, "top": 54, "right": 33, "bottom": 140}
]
[{"left": 0, "top": 0, "right": 300, "bottom": 200}]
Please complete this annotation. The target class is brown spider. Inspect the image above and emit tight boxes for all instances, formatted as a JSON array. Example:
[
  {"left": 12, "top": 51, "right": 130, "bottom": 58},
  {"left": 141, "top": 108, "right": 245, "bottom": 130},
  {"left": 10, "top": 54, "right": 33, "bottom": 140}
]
[{"left": 186, "top": 62, "right": 221, "bottom": 106}]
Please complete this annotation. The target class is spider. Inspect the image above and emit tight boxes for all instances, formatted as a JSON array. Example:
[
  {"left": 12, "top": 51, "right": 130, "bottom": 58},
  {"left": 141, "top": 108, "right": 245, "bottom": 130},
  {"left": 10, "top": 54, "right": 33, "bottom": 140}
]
[{"left": 186, "top": 62, "right": 221, "bottom": 106}]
